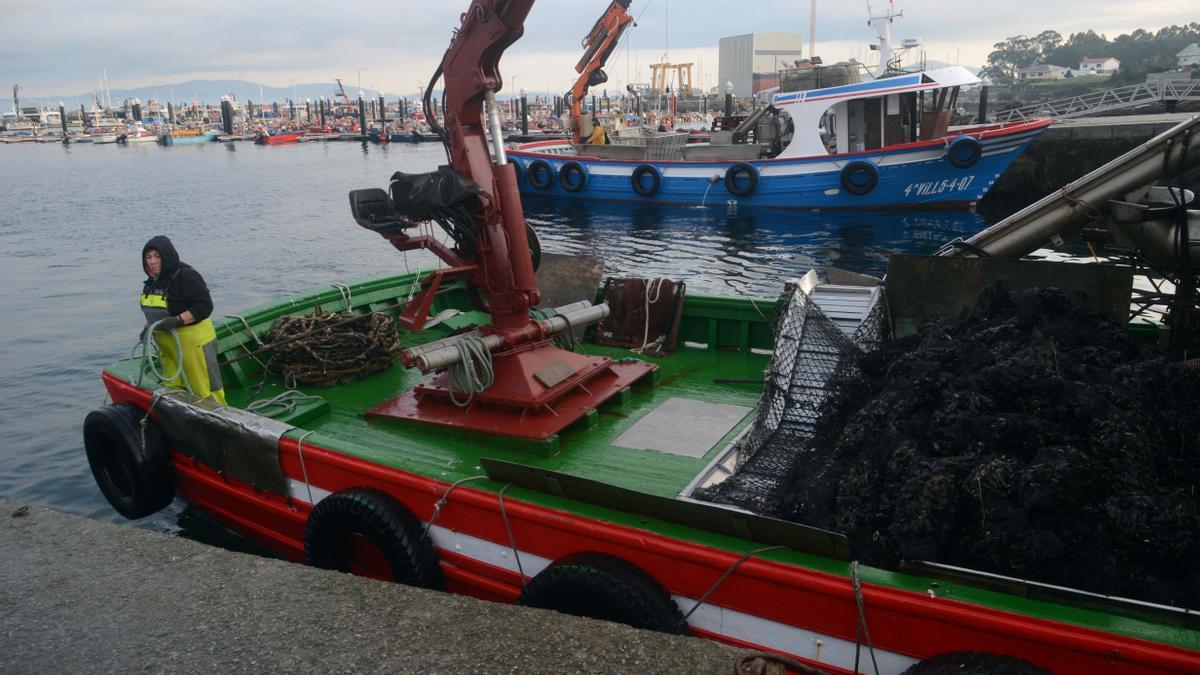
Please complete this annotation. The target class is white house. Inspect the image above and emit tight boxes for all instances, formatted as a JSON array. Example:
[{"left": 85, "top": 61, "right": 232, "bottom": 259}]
[
  {"left": 1078, "top": 57, "right": 1120, "bottom": 75},
  {"left": 1179, "top": 44, "right": 1200, "bottom": 68},
  {"left": 1018, "top": 64, "right": 1069, "bottom": 81}
]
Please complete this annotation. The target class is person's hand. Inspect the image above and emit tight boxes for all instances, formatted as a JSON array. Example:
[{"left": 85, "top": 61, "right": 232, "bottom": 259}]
[{"left": 154, "top": 316, "right": 185, "bottom": 332}]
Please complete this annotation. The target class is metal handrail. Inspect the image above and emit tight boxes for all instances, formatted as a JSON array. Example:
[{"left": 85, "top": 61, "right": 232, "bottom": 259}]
[{"left": 993, "top": 79, "right": 1200, "bottom": 123}]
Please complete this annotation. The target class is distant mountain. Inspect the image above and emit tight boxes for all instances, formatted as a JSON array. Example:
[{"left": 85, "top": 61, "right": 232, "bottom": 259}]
[{"left": 35, "top": 80, "right": 429, "bottom": 107}]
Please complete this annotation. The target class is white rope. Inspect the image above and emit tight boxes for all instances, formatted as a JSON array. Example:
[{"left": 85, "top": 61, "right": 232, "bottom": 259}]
[
  {"left": 679, "top": 546, "right": 783, "bottom": 628},
  {"left": 851, "top": 560, "right": 881, "bottom": 675},
  {"left": 498, "top": 483, "right": 526, "bottom": 590},
  {"left": 423, "top": 475, "right": 489, "bottom": 538},
  {"left": 133, "top": 319, "right": 194, "bottom": 395},
  {"left": 246, "top": 389, "right": 324, "bottom": 418},
  {"left": 447, "top": 336, "right": 495, "bottom": 407},
  {"left": 633, "top": 277, "right": 670, "bottom": 354},
  {"left": 295, "top": 430, "right": 316, "bottom": 506},
  {"left": 330, "top": 283, "right": 352, "bottom": 313}
]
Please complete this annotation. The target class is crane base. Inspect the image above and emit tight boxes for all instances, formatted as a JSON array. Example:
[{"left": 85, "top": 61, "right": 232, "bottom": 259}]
[{"left": 366, "top": 344, "right": 656, "bottom": 441}]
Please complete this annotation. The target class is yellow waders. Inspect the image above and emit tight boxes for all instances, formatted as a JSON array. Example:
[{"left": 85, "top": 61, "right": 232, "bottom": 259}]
[{"left": 140, "top": 293, "right": 227, "bottom": 405}]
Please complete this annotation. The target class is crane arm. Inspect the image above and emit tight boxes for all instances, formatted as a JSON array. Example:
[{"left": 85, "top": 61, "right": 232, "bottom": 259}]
[
  {"left": 568, "top": 0, "right": 634, "bottom": 144},
  {"left": 424, "top": 0, "right": 540, "bottom": 325}
]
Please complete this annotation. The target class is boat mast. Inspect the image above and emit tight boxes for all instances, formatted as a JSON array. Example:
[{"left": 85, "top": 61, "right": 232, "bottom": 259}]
[
  {"left": 867, "top": 1, "right": 902, "bottom": 78},
  {"left": 809, "top": 0, "right": 816, "bottom": 61}
]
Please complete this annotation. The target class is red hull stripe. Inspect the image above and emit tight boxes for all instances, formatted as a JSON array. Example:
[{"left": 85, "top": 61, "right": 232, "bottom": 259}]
[{"left": 102, "top": 373, "right": 1200, "bottom": 673}]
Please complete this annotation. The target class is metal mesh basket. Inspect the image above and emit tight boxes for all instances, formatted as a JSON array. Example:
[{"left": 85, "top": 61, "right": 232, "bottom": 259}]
[
  {"left": 608, "top": 127, "right": 688, "bottom": 161},
  {"left": 693, "top": 282, "right": 885, "bottom": 513}
]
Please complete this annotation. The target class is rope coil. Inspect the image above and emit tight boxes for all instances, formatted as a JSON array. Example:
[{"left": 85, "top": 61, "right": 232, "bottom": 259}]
[{"left": 447, "top": 336, "right": 495, "bottom": 407}]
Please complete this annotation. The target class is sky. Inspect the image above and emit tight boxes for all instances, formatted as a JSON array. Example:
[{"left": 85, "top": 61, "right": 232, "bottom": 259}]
[{"left": 3, "top": 0, "right": 1197, "bottom": 100}]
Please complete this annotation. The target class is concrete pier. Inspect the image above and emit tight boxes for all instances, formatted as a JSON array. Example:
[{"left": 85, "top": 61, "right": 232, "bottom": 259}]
[{"left": 0, "top": 499, "right": 752, "bottom": 673}]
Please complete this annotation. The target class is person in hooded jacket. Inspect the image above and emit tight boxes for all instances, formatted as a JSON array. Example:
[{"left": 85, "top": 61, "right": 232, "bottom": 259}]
[{"left": 140, "top": 235, "right": 226, "bottom": 404}]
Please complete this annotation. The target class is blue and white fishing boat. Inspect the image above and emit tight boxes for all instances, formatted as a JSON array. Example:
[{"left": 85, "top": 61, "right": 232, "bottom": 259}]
[{"left": 509, "top": 7, "right": 1049, "bottom": 210}]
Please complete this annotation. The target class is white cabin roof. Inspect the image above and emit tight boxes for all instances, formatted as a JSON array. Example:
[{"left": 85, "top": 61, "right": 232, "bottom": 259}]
[{"left": 772, "top": 66, "right": 980, "bottom": 158}]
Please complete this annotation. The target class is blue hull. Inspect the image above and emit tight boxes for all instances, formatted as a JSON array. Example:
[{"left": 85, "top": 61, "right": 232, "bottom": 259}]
[{"left": 510, "top": 121, "right": 1048, "bottom": 210}]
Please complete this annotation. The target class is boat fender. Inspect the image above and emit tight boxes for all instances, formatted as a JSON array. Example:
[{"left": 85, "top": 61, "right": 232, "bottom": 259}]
[
  {"left": 631, "top": 164, "right": 662, "bottom": 197},
  {"left": 518, "top": 552, "right": 686, "bottom": 634},
  {"left": 724, "top": 163, "right": 759, "bottom": 197},
  {"left": 304, "top": 487, "right": 443, "bottom": 589},
  {"left": 83, "top": 403, "right": 175, "bottom": 519},
  {"left": 558, "top": 161, "right": 589, "bottom": 193},
  {"left": 903, "top": 651, "right": 1048, "bottom": 675},
  {"left": 840, "top": 160, "right": 879, "bottom": 196},
  {"left": 947, "top": 136, "right": 983, "bottom": 169},
  {"left": 511, "top": 160, "right": 525, "bottom": 186},
  {"left": 527, "top": 159, "right": 555, "bottom": 190}
]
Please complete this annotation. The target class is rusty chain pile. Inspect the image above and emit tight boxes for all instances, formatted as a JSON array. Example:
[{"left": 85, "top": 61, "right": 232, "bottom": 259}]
[{"left": 262, "top": 309, "right": 401, "bottom": 387}]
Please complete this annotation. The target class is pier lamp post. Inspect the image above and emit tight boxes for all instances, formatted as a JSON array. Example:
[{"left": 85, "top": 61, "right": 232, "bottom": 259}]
[
  {"left": 357, "top": 91, "right": 368, "bottom": 141},
  {"left": 59, "top": 101, "right": 69, "bottom": 145},
  {"left": 520, "top": 87, "right": 528, "bottom": 136}
]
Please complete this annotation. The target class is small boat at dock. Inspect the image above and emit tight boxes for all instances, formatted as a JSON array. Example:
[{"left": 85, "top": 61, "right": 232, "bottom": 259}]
[
  {"left": 510, "top": 6, "right": 1048, "bottom": 210},
  {"left": 255, "top": 131, "right": 306, "bottom": 145},
  {"left": 159, "top": 129, "right": 219, "bottom": 146}
]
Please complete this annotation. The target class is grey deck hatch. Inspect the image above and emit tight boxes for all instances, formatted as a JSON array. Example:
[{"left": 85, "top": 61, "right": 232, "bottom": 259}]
[{"left": 612, "top": 397, "right": 752, "bottom": 458}]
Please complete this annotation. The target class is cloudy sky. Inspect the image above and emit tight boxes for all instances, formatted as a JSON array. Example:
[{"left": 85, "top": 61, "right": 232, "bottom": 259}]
[{"left": 4, "top": 0, "right": 1197, "bottom": 99}]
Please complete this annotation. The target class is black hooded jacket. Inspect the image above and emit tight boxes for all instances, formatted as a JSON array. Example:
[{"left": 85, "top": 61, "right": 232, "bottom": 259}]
[{"left": 141, "top": 235, "right": 214, "bottom": 322}]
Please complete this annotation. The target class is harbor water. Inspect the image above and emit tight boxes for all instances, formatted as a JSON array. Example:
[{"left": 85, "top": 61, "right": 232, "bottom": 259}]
[{"left": 0, "top": 140, "right": 992, "bottom": 545}]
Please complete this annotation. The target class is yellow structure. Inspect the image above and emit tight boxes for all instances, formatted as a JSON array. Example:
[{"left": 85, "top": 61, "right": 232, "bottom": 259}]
[{"left": 650, "top": 62, "right": 694, "bottom": 96}]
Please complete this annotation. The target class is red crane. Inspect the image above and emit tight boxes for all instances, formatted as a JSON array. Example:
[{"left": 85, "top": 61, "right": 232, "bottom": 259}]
[
  {"left": 568, "top": 0, "right": 635, "bottom": 144},
  {"left": 349, "top": 0, "right": 654, "bottom": 440}
]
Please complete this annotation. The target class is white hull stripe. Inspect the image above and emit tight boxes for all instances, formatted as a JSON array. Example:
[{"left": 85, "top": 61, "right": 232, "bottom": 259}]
[{"left": 287, "top": 479, "right": 916, "bottom": 671}]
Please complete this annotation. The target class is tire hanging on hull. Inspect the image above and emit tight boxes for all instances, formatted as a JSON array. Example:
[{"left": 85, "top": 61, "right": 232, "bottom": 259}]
[
  {"left": 724, "top": 163, "right": 759, "bottom": 197},
  {"left": 903, "top": 651, "right": 1049, "bottom": 675},
  {"left": 304, "top": 487, "right": 443, "bottom": 589},
  {"left": 527, "top": 159, "right": 555, "bottom": 190},
  {"left": 631, "top": 164, "right": 662, "bottom": 197},
  {"left": 947, "top": 136, "right": 983, "bottom": 169},
  {"left": 83, "top": 403, "right": 175, "bottom": 519},
  {"left": 840, "top": 160, "right": 879, "bottom": 196},
  {"left": 518, "top": 552, "right": 686, "bottom": 634},
  {"left": 558, "top": 161, "right": 588, "bottom": 192}
]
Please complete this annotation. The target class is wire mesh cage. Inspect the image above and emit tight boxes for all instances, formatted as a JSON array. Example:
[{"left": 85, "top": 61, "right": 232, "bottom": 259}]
[
  {"left": 693, "top": 283, "right": 885, "bottom": 514},
  {"left": 608, "top": 127, "right": 688, "bottom": 161}
]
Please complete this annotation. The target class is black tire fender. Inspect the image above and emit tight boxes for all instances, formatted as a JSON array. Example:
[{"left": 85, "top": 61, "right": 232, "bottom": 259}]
[
  {"left": 631, "top": 164, "right": 662, "bottom": 197},
  {"left": 527, "top": 159, "right": 555, "bottom": 190},
  {"left": 518, "top": 552, "right": 686, "bottom": 634},
  {"left": 305, "top": 487, "right": 443, "bottom": 589},
  {"left": 512, "top": 160, "right": 525, "bottom": 185},
  {"left": 840, "top": 160, "right": 879, "bottom": 195},
  {"left": 947, "top": 136, "right": 983, "bottom": 169},
  {"left": 558, "top": 161, "right": 588, "bottom": 193},
  {"left": 83, "top": 403, "right": 175, "bottom": 519},
  {"left": 902, "top": 651, "right": 1050, "bottom": 675},
  {"left": 724, "top": 162, "right": 759, "bottom": 197}
]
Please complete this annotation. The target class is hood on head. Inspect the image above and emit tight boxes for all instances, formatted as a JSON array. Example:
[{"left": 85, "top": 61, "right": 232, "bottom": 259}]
[{"left": 142, "top": 235, "right": 180, "bottom": 278}]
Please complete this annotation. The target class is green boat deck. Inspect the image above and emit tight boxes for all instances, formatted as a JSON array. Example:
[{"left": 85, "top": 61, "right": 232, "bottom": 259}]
[{"left": 109, "top": 271, "right": 777, "bottom": 499}]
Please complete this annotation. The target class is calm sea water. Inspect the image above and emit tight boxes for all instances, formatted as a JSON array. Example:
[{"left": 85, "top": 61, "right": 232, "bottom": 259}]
[{"left": 0, "top": 139, "right": 994, "bottom": 542}]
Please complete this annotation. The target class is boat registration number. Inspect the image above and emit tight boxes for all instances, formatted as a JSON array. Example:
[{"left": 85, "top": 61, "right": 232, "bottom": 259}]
[{"left": 904, "top": 176, "right": 975, "bottom": 198}]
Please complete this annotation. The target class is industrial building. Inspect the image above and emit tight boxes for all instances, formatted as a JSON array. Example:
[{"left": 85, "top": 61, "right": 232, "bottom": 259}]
[{"left": 718, "top": 32, "right": 807, "bottom": 97}]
